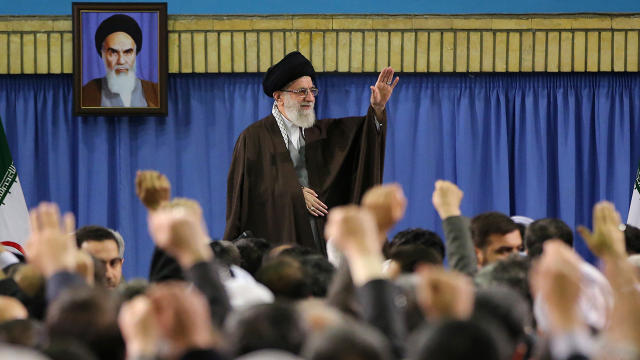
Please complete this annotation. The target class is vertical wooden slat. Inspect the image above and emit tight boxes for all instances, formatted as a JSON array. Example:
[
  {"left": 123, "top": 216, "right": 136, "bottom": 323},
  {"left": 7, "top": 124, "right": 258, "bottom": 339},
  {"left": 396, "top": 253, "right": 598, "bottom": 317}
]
[
  {"left": 219, "top": 32, "right": 232, "bottom": 73},
  {"left": 36, "top": 33, "right": 48, "bottom": 74},
  {"left": 364, "top": 31, "right": 377, "bottom": 72},
  {"left": 298, "top": 32, "right": 310, "bottom": 60},
  {"left": 49, "top": 33, "right": 61, "bottom": 73},
  {"left": 206, "top": 32, "right": 219, "bottom": 73},
  {"left": 586, "top": 31, "right": 599, "bottom": 72},
  {"left": 192, "top": 32, "right": 206, "bottom": 73},
  {"left": 337, "top": 32, "right": 349, "bottom": 72},
  {"left": 521, "top": 32, "right": 533, "bottom": 72},
  {"left": 613, "top": 31, "right": 625, "bottom": 71},
  {"left": 258, "top": 32, "right": 271, "bottom": 72},
  {"left": 350, "top": 32, "right": 363, "bottom": 72},
  {"left": 455, "top": 31, "right": 467, "bottom": 72},
  {"left": 442, "top": 32, "right": 454, "bottom": 72},
  {"left": 627, "top": 31, "right": 638, "bottom": 72},
  {"left": 377, "top": 32, "right": 390, "bottom": 70},
  {"left": 22, "top": 33, "right": 35, "bottom": 74},
  {"left": 560, "top": 32, "right": 572, "bottom": 72},
  {"left": 168, "top": 33, "right": 179, "bottom": 72},
  {"left": 403, "top": 32, "right": 416, "bottom": 72},
  {"left": 180, "top": 32, "right": 193, "bottom": 73},
  {"left": 494, "top": 32, "right": 507, "bottom": 72},
  {"left": 324, "top": 32, "right": 337, "bottom": 71},
  {"left": 534, "top": 32, "right": 546, "bottom": 72},
  {"left": 285, "top": 31, "right": 297, "bottom": 54},
  {"left": 272, "top": 32, "right": 285, "bottom": 65},
  {"left": 508, "top": 32, "right": 520, "bottom": 72},
  {"left": 0, "top": 34, "right": 7, "bottom": 74},
  {"left": 389, "top": 32, "right": 402, "bottom": 71},
  {"left": 232, "top": 32, "right": 245, "bottom": 72},
  {"left": 311, "top": 32, "right": 324, "bottom": 71},
  {"left": 416, "top": 32, "right": 429, "bottom": 72},
  {"left": 245, "top": 32, "right": 258, "bottom": 72},
  {"left": 600, "top": 31, "right": 612, "bottom": 71},
  {"left": 429, "top": 32, "right": 442, "bottom": 72},
  {"left": 9, "top": 33, "right": 22, "bottom": 74},
  {"left": 481, "top": 31, "right": 493, "bottom": 72},
  {"left": 573, "top": 32, "right": 586, "bottom": 72},
  {"left": 547, "top": 32, "right": 560, "bottom": 72},
  {"left": 62, "top": 33, "right": 72, "bottom": 73}
]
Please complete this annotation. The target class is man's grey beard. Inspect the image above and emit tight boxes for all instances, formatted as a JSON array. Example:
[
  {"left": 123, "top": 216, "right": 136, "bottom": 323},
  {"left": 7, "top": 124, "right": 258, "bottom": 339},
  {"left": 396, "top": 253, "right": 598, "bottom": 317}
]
[
  {"left": 104, "top": 59, "right": 137, "bottom": 96},
  {"left": 283, "top": 96, "right": 316, "bottom": 129}
]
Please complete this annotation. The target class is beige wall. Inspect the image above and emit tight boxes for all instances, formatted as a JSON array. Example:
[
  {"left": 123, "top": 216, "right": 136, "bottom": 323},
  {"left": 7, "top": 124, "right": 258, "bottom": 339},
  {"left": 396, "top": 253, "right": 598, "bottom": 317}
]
[{"left": 1, "top": 14, "right": 640, "bottom": 74}]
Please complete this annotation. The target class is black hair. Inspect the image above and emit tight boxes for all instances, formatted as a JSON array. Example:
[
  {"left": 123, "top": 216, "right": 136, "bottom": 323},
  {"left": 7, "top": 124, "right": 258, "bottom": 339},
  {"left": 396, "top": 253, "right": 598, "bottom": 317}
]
[
  {"left": 390, "top": 228, "right": 445, "bottom": 259},
  {"left": 524, "top": 218, "right": 573, "bottom": 258},
  {"left": 471, "top": 212, "right": 520, "bottom": 249}
]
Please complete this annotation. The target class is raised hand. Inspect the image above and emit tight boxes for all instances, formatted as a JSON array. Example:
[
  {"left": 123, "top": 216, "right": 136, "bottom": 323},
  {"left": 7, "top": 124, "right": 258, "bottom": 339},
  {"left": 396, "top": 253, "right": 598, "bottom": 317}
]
[
  {"left": 577, "top": 201, "right": 626, "bottom": 259},
  {"left": 370, "top": 67, "right": 399, "bottom": 116},
  {"left": 432, "top": 180, "right": 463, "bottom": 219},
  {"left": 361, "top": 183, "right": 407, "bottom": 235},
  {"left": 135, "top": 170, "right": 171, "bottom": 211}
]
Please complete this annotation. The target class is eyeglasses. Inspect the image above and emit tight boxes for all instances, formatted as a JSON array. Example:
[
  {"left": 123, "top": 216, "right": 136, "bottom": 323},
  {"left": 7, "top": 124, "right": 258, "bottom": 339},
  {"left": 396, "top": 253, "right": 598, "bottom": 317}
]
[{"left": 280, "top": 87, "right": 319, "bottom": 97}]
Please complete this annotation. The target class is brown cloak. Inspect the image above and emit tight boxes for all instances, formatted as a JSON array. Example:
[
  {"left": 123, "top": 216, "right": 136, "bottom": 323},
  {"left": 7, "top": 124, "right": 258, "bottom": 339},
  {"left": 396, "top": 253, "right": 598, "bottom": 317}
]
[{"left": 224, "top": 106, "right": 386, "bottom": 249}]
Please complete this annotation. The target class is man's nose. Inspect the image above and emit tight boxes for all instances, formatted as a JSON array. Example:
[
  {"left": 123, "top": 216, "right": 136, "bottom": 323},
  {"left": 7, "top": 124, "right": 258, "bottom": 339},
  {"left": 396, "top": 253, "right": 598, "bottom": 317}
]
[
  {"left": 116, "top": 53, "right": 125, "bottom": 64},
  {"left": 304, "top": 90, "right": 315, "bottom": 101}
]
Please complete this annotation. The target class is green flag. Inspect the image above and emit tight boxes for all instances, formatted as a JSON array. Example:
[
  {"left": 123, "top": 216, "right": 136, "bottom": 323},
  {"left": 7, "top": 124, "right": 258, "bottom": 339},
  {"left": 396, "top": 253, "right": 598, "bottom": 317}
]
[{"left": 0, "top": 118, "right": 29, "bottom": 255}]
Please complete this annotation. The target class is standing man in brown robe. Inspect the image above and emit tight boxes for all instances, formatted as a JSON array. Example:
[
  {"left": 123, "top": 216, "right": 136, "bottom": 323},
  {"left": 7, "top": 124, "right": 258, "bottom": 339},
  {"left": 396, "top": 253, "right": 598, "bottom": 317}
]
[{"left": 224, "top": 51, "right": 399, "bottom": 253}]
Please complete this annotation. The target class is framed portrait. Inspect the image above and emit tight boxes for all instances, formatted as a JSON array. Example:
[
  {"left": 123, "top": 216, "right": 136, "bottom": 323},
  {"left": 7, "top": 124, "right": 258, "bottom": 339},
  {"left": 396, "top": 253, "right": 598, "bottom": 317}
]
[{"left": 73, "top": 2, "right": 168, "bottom": 116}]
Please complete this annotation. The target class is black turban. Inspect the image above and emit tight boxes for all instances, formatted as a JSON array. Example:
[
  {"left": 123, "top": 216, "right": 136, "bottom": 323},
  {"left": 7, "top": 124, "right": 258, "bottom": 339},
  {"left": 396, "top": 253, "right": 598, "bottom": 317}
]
[
  {"left": 94, "top": 14, "right": 143, "bottom": 56},
  {"left": 262, "top": 51, "right": 316, "bottom": 97}
]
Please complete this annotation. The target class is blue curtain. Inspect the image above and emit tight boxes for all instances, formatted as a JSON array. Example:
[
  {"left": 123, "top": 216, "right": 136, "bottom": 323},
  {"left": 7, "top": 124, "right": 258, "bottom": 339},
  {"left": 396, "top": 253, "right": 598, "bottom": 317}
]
[{"left": 1, "top": 73, "right": 639, "bottom": 277}]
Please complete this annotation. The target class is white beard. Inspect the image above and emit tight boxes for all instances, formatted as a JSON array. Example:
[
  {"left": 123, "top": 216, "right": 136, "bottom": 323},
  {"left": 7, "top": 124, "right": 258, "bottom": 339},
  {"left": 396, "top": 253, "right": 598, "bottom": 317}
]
[
  {"left": 283, "top": 96, "right": 316, "bottom": 129},
  {"left": 104, "top": 60, "right": 137, "bottom": 97}
]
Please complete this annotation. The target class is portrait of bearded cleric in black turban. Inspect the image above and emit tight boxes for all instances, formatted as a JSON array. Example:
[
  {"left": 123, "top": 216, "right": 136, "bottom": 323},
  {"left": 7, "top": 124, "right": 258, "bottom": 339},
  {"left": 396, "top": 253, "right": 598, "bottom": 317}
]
[{"left": 73, "top": 3, "right": 167, "bottom": 116}]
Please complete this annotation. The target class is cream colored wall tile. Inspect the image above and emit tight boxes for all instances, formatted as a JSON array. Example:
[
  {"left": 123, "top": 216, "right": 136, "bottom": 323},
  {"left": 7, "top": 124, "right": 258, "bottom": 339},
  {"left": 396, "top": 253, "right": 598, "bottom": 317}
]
[
  {"left": 251, "top": 19, "right": 292, "bottom": 30},
  {"left": 586, "top": 31, "right": 599, "bottom": 72},
  {"left": 415, "top": 32, "right": 428, "bottom": 72},
  {"left": 36, "top": 33, "right": 48, "bottom": 74},
  {"left": 233, "top": 32, "right": 245, "bottom": 72},
  {"left": 451, "top": 19, "right": 492, "bottom": 29},
  {"left": 613, "top": 31, "right": 625, "bottom": 71},
  {"left": 532, "top": 18, "right": 572, "bottom": 29},
  {"left": 192, "top": 32, "right": 206, "bottom": 73},
  {"left": 180, "top": 32, "right": 193, "bottom": 73},
  {"left": 49, "top": 33, "right": 62, "bottom": 73},
  {"left": 337, "top": 32, "right": 349, "bottom": 72},
  {"left": 298, "top": 32, "right": 310, "bottom": 60},
  {"left": 219, "top": 32, "right": 232, "bottom": 73},
  {"left": 389, "top": 32, "right": 402, "bottom": 71},
  {"left": 494, "top": 32, "right": 507, "bottom": 72},
  {"left": 168, "top": 33, "right": 179, "bottom": 72},
  {"left": 351, "top": 32, "right": 363, "bottom": 72},
  {"left": 272, "top": 32, "right": 285, "bottom": 64},
  {"left": 324, "top": 32, "right": 337, "bottom": 71},
  {"left": 442, "top": 32, "right": 454, "bottom": 72},
  {"left": 214, "top": 19, "right": 252, "bottom": 31},
  {"left": 571, "top": 17, "right": 611, "bottom": 29},
  {"left": 468, "top": 32, "right": 481, "bottom": 72},
  {"left": 403, "top": 32, "right": 416, "bottom": 72},
  {"left": 258, "top": 32, "right": 271, "bottom": 72},
  {"left": 521, "top": 32, "right": 533, "bottom": 72},
  {"left": 508, "top": 32, "right": 520, "bottom": 72},
  {"left": 0, "top": 34, "right": 7, "bottom": 74},
  {"left": 364, "top": 31, "right": 377, "bottom": 72},
  {"left": 612, "top": 17, "right": 640, "bottom": 30},
  {"left": 534, "top": 32, "right": 546, "bottom": 71},
  {"left": 600, "top": 31, "right": 612, "bottom": 71},
  {"left": 560, "top": 31, "right": 572, "bottom": 72},
  {"left": 372, "top": 18, "right": 412, "bottom": 30},
  {"left": 333, "top": 18, "right": 372, "bottom": 30},
  {"left": 9, "top": 34, "right": 21, "bottom": 74},
  {"left": 206, "top": 32, "right": 219, "bottom": 72},
  {"left": 482, "top": 31, "right": 493, "bottom": 72},
  {"left": 547, "top": 32, "right": 559, "bottom": 72},
  {"left": 174, "top": 19, "right": 214, "bottom": 31},
  {"left": 245, "top": 32, "right": 258, "bottom": 72},
  {"left": 627, "top": 31, "right": 638, "bottom": 72},
  {"left": 311, "top": 32, "right": 324, "bottom": 71},
  {"left": 52, "top": 20, "right": 71, "bottom": 31},
  {"left": 492, "top": 19, "right": 531, "bottom": 30},
  {"left": 573, "top": 32, "right": 586, "bottom": 72},
  {"left": 62, "top": 32, "right": 72, "bottom": 73},
  {"left": 413, "top": 17, "right": 452, "bottom": 30},
  {"left": 293, "top": 18, "right": 332, "bottom": 30},
  {"left": 22, "top": 33, "right": 35, "bottom": 74},
  {"left": 455, "top": 32, "right": 467, "bottom": 72},
  {"left": 377, "top": 32, "right": 390, "bottom": 70},
  {"left": 285, "top": 31, "right": 297, "bottom": 54}
]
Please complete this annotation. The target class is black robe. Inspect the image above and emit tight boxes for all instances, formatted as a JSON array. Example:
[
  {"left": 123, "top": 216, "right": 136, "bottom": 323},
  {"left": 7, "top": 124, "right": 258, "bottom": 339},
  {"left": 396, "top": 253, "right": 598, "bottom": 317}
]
[{"left": 224, "top": 106, "right": 386, "bottom": 250}]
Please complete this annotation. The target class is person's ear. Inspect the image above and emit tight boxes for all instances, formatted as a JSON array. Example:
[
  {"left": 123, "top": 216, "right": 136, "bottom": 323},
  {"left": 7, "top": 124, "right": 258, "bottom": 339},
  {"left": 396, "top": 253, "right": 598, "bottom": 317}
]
[{"left": 474, "top": 247, "right": 484, "bottom": 267}]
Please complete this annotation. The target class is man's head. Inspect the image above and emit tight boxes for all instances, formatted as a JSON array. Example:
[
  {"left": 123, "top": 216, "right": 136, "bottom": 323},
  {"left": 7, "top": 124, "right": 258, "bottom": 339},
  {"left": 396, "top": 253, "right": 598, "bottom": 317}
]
[
  {"left": 524, "top": 218, "right": 573, "bottom": 258},
  {"left": 471, "top": 212, "right": 522, "bottom": 267},
  {"left": 94, "top": 14, "right": 142, "bottom": 95},
  {"left": 75, "top": 226, "right": 124, "bottom": 288},
  {"left": 263, "top": 51, "right": 317, "bottom": 129}
]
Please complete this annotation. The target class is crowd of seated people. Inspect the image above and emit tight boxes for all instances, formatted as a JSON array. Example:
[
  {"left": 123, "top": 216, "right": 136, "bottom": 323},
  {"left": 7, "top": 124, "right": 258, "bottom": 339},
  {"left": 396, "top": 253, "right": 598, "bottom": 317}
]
[{"left": 0, "top": 170, "right": 639, "bottom": 360}]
